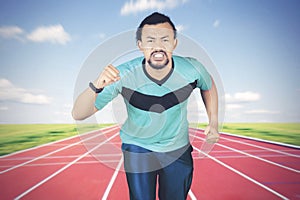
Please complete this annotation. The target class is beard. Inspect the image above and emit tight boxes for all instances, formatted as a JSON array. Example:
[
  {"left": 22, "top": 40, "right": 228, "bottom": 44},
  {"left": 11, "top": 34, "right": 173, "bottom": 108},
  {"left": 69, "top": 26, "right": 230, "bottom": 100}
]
[{"left": 147, "top": 50, "right": 169, "bottom": 70}]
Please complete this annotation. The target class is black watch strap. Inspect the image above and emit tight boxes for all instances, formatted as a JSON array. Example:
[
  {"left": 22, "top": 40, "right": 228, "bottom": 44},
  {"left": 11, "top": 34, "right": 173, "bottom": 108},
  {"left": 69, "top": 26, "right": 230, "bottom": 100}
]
[{"left": 89, "top": 82, "right": 103, "bottom": 93}]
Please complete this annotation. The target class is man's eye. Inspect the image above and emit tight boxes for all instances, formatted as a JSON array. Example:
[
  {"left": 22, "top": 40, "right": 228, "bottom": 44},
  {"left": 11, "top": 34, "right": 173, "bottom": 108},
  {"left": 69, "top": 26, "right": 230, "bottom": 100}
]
[
  {"left": 163, "top": 39, "right": 169, "bottom": 42},
  {"left": 147, "top": 40, "right": 153, "bottom": 43}
]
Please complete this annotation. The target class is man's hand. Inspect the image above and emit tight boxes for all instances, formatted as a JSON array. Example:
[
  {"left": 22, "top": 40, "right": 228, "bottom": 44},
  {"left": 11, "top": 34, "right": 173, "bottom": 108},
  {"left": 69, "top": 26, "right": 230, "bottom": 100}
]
[
  {"left": 95, "top": 64, "right": 120, "bottom": 88},
  {"left": 204, "top": 125, "right": 220, "bottom": 144}
]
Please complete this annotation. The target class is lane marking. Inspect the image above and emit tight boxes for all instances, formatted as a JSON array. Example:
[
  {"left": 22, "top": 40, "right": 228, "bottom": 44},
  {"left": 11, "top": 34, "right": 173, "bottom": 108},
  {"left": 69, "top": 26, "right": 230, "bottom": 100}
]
[
  {"left": 190, "top": 130, "right": 300, "bottom": 173},
  {"left": 0, "top": 160, "right": 121, "bottom": 167},
  {"left": 193, "top": 145, "right": 289, "bottom": 200},
  {"left": 193, "top": 135, "right": 300, "bottom": 173},
  {"left": 0, "top": 153, "right": 123, "bottom": 161},
  {"left": 193, "top": 154, "right": 298, "bottom": 160},
  {"left": 189, "top": 127, "right": 300, "bottom": 149},
  {"left": 188, "top": 190, "right": 197, "bottom": 200},
  {"left": 216, "top": 142, "right": 300, "bottom": 173},
  {"left": 220, "top": 135, "right": 300, "bottom": 158},
  {"left": 190, "top": 128, "right": 300, "bottom": 158},
  {"left": 4, "top": 148, "right": 299, "bottom": 162},
  {"left": 220, "top": 131, "right": 300, "bottom": 149},
  {"left": 0, "top": 126, "right": 119, "bottom": 174},
  {"left": 14, "top": 131, "right": 119, "bottom": 199},
  {"left": 101, "top": 157, "right": 123, "bottom": 200}
]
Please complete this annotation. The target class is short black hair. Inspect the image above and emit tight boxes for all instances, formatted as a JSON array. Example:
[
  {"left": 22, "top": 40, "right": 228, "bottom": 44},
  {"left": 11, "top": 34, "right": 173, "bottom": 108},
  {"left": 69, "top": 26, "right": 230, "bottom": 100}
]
[{"left": 136, "top": 12, "right": 177, "bottom": 41}]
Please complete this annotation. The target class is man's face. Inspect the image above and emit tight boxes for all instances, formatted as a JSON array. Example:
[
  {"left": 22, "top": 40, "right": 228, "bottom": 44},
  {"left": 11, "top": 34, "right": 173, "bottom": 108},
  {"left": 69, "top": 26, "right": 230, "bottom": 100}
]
[{"left": 138, "top": 22, "right": 177, "bottom": 70}]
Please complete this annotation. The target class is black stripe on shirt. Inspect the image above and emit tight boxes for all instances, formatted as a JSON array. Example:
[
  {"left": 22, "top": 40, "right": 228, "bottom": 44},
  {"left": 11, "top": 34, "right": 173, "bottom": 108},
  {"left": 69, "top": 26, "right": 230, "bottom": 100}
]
[{"left": 121, "top": 81, "right": 197, "bottom": 113}]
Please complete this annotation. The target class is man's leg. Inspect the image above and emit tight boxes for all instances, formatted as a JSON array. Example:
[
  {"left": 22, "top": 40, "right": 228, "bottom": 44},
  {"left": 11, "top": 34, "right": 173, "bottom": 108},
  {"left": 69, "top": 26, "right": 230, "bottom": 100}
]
[
  {"left": 158, "top": 145, "right": 194, "bottom": 200},
  {"left": 122, "top": 143, "right": 159, "bottom": 200},
  {"left": 125, "top": 171, "right": 157, "bottom": 200}
]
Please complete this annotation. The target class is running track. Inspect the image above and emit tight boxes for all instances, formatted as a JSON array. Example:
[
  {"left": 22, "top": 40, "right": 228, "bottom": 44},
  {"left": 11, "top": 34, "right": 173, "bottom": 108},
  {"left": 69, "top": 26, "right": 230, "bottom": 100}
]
[{"left": 0, "top": 125, "right": 299, "bottom": 200}]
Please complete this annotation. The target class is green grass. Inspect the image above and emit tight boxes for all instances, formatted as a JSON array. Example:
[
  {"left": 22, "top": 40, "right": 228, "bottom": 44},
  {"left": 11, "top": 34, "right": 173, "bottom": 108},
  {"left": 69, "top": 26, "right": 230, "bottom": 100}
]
[
  {"left": 0, "top": 124, "right": 113, "bottom": 156},
  {"left": 194, "top": 123, "right": 300, "bottom": 146},
  {"left": 0, "top": 123, "right": 299, "bottom": 156}
]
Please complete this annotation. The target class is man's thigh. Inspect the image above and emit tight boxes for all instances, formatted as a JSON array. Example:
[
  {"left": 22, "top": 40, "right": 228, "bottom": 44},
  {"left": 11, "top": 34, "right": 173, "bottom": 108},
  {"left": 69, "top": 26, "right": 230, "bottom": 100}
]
[{"left": 158, "top": 145, "right": 194, "bottom": 200}]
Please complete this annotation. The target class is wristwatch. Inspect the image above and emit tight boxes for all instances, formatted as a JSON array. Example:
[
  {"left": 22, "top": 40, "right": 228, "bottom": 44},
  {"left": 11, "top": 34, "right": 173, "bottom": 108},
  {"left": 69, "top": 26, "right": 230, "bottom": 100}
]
[{"left": 89, "top": 82, "right": 103, "bottom": 93}]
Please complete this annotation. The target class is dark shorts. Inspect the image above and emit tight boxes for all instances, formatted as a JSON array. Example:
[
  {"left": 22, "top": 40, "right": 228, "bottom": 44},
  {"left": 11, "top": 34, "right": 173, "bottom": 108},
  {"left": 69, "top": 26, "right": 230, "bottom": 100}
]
[{"left": 122, "top": 143, "right": 194, "bottom": 200}]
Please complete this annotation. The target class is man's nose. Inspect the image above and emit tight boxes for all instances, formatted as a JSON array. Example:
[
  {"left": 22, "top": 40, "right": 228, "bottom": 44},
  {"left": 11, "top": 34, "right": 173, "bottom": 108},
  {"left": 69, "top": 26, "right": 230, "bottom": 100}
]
[{"left": 153, "top": 40, "right": 165, "bottom": 50}]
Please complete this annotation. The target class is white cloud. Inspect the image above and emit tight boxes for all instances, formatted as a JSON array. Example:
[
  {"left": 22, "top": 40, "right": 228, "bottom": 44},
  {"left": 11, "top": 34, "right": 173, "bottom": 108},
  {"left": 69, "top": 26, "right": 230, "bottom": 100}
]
[
  {"left": 26, "top": 24, "right": 71, "bottom": 45},
  {"left": 213, "top": 19, "right": 220, "bottom": 28},
  {"left": 226, "top": 104, "right": 243, "bottom": 110},
  {"left": 0, "top": 26, "right": 25, "bottom": 41},
  {"left": 225, "top": 91, "right": 260, "bottom": 103},
  {"left": 0, "top": 78, "right": 52, "bottom": 105},
  {"left": 121, "top": 0, "right": 188, "bottom": 15},
  {"left": 0, "top": 24, "right": 71, "bottom": 45},
  {"left": 245, "top": 109, "right": 280, "bottom": 114},
  {"left": 0, "top": 26, "right": 24, "bottom": 38}
]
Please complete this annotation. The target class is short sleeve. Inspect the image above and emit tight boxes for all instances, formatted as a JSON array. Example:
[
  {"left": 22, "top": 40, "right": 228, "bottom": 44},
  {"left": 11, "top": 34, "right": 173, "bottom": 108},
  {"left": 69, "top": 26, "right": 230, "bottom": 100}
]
[
  {"left": 186, "top": 57, "right": 212, "bottom": 90},
  {"left": 94, "top": 82, "right": 120, "bottom": 110}
]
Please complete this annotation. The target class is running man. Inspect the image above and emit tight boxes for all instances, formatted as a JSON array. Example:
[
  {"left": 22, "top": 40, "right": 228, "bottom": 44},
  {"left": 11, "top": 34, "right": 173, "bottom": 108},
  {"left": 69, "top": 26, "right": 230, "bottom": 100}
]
[{"left": 72, "top": 12, "right": 219, "bottom": 200}]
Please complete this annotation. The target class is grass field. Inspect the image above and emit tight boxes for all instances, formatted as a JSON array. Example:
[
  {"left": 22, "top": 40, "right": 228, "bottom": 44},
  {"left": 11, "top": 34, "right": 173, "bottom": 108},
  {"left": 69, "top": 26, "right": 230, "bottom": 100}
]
[
  {"left": 0, "top": 124, "right": 112, "bottom": 156},
  {"left": 0, "top": 123, "right": 299, "bottom": 156}
]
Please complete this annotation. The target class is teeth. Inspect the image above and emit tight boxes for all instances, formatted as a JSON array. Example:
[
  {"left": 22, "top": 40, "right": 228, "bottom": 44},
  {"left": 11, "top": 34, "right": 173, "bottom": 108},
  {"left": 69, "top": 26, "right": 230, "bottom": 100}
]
[{"left": 154, "top": 53, "right": 163, "bottom": 58}]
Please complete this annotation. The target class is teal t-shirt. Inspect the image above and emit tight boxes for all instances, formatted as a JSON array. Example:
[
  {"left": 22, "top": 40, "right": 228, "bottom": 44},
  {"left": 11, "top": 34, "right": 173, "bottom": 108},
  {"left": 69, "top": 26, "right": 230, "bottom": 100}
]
[{"left": 95, "top": 55, "right": 212, "bottom": 152}]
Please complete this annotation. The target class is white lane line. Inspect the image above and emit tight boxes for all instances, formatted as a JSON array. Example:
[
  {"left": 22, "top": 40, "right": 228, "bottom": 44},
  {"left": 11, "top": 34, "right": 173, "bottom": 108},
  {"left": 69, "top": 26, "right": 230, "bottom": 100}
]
[
  {"left": 193, "top": 146, "right": 289, "bottom": 200},
  {"left": 216, "top": 142, "right": 300, "bottom": 173},
  {"left": 190, "top": 128, "right": 300, "bottom": 157},
  {"left": 0, "top": 153, "right": 291, "bottom": 168},
  {"left": 0, "top": 126, "right": 119, "bottom": 174},
  {"left": 14, "top": 131, "right": 120, "bottom": 200},
  {"left": 189, "top": 127, "right": 300, "bottom": 149},
  {"left": 220, "top": 135, "right": 300, "bottom": 158},
  {"left": 0, "top": 160, "right": 121, "bottom": 167},
  {"left": 0, "top": 153, "right": 122, "bottom": 161},
  {"left": 188, "top": 190, "right": 197, "bottom": 200},
  {"left": 0, "top": 125, "right": 117, "bottom": 159},
  {"left": 0, "top": 153, "right": 124, "bottom": 161},
  {"left": 101, "top": 157, "right": 123, "bottom": 200},
  {"left": 220, "top": 131, "right": 300, "bottom": 149},
  {"left": 193, "top": 154, "right": 297, "bottom": 160},
  {"left": 4, "top": 148, "right": 299, "bottom": 162},
  {"left": 192, "top": 133, "right": 300, "bottom": 174}
]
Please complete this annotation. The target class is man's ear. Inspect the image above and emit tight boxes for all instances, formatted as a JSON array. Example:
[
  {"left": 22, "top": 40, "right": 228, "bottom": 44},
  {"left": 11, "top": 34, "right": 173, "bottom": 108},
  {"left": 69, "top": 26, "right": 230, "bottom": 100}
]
[
  {"left": 173, "top": 38, "right": 178, "bottom": 49},
  {"left": 137, "top": 40, "right": 143, "bottom": 51}
]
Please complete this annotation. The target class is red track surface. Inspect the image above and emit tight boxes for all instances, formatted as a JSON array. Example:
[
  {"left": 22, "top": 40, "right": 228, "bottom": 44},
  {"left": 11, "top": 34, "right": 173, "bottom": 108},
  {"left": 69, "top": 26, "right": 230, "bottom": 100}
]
[{"left": 0, "top": 125, "right": 299, "bottom": 200}]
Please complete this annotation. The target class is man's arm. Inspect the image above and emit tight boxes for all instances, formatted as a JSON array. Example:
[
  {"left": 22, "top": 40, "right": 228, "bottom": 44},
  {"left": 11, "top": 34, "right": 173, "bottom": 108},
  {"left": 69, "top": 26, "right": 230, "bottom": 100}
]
[
  {"left": 72, "top": 65, "right": 120, "bottom": 120},
  {"left": 201, "top": 77, "right": 219, "bottom": 143}
]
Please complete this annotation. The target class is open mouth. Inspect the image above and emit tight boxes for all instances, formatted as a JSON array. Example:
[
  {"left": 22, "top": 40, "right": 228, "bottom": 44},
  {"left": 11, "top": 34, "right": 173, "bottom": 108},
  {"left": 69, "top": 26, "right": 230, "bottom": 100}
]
[{"left": 151, "top": 51, "right": 166, "bottom": 61}]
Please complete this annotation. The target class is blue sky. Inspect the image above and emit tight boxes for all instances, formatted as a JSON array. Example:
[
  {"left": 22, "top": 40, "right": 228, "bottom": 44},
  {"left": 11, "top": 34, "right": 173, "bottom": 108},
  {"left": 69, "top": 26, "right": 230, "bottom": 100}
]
[{"left": 0, "top": 0, "right": 299, "bottom": 123}]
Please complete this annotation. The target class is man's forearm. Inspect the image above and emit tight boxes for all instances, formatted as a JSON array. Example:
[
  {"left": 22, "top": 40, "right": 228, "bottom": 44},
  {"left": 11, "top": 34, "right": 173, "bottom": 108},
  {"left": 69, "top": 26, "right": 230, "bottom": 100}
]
[
  {"left": 72, "top": 65, "right": 120, "bottom": 121},
  {"left": 72, "top": 87, "right": 98, "bottom": 120},
  {"left": 201, "top": 78, "right": 219, "bottom": 129}
]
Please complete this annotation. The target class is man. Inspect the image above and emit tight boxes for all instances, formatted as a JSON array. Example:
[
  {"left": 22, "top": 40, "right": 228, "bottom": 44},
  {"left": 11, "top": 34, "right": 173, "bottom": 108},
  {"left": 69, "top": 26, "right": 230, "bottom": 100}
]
[{"left": 72, "top": 12, "right": 219, "bottom": 200}]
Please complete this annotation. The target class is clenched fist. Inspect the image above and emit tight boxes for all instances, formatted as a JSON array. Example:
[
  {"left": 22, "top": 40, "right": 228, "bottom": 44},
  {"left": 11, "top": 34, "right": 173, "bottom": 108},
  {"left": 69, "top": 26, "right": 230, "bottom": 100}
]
[
  {"left": 95, "top": 64, "right": 120, "bottom": 89},
  {"left": 204, "top": 125, "right": 220, "bottom": 144}
]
